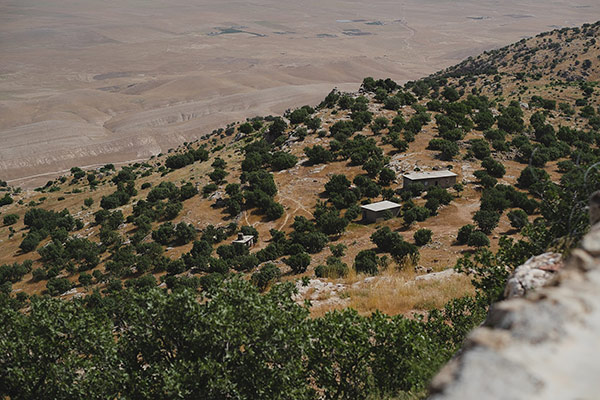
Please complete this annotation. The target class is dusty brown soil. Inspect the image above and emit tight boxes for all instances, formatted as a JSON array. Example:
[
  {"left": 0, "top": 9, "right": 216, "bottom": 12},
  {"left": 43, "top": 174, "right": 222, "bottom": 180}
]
[{"left": 2, "top": 0, "right": 599, "bottom": 188}]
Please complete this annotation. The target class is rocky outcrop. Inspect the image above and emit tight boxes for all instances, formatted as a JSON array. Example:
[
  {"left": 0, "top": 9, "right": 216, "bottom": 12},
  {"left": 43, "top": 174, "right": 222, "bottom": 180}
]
[
  {"left": 503, "top": 252, "right": 563, "bottom": 298},
  {"left": 428, "top": 196, "right": 600, "bottom": 400}
]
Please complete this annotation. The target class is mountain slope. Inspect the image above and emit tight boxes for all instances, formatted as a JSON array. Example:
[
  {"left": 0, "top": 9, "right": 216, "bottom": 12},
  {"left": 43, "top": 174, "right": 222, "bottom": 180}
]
[{"left": 0, "top": 22, "right": 598, "bottom": 317}]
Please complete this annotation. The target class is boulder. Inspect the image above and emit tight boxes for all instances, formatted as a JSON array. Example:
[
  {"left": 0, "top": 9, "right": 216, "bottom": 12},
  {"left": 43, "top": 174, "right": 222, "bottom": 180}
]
[{"left": 503, "top": 252, "right": 563, "bottom": 298}]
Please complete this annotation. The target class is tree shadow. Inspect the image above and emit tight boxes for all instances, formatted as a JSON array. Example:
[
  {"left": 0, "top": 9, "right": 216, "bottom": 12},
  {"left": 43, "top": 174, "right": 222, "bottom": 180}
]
[
  {"left": 394, "top": 224, "right": 412, "bottom": 232},
  {"left": 502, "top": 228, "right": 519, "bottom": 235},
  {"left": 353, "top": 218, "right": 372, "bottom": 226}
]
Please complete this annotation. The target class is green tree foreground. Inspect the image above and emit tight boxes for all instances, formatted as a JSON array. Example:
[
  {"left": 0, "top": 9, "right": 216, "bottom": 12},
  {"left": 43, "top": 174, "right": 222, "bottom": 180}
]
[{"left": 0, "top": 276, "right": 486, "bottom": 400}]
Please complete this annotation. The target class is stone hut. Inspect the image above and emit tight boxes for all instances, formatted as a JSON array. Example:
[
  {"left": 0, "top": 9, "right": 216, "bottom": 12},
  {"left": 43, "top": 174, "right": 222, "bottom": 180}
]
[
  {"left": 402, "top": 170, "right": 457, "bottom": 189},
  {"left": 360, "top": 200, "right": 402, "bottom": 223}
]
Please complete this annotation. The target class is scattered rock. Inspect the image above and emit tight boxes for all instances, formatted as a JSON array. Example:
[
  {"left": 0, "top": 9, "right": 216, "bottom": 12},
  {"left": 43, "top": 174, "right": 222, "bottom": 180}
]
[
  {"left": 504, "top": 252, "right": 562, "bottom": 298},
  {"left": 310, "top": 165, "right": 327, "bottom": 174},
  {"left": 293, "top": 278, "right": 350, "bottom": 308},
  {"left": 208, "top": 191, "right": 224, "bottom": 201},
  {"left": 424, "top": 240, "right": 443, "bottom": 250},
  {"left": 61, "top": 288, "right": 78, "bottom": 297},
  {"left": 414, "top": 265, "right": 433, "bottom": 274},
  {"left": 582, "top": 229, "right": 600, "bottom": 257},
  {"left": 415, "top": 269, "right": 457, "bottom": 282}
]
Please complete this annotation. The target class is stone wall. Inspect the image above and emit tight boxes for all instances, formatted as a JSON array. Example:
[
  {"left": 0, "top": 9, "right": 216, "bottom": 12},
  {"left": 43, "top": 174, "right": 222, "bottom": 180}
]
[{"left": 428, "top": 209, "right": 600, "bottom": 399}]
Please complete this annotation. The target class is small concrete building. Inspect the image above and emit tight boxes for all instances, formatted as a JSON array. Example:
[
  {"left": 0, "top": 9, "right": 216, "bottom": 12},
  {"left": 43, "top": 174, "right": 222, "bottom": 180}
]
[
  {"left": 360, "top": 200, "right": 402, "bottom": 223},
  {"left": 402, "top": 170, "right": 457, "bottom": 189},
  {"left": 232, "top": 233, "right": 255, "bottom": 248}
]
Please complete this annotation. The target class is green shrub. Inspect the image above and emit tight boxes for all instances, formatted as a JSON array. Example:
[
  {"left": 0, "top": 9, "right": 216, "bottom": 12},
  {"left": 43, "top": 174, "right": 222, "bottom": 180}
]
[
  {"left": 209, "top": 168, "right": 228, "bottom": 184},
  {"left": 0, "top": 260, "right": 32, "bottom": 284},
  {"left": 473, "top": 170, "right": 497, "bottom": 188},
  {"left": 251, "top": 263, "right": 281, "bottom": 291},
  {"left": 174, "top": 222, "right": 197, "bottom": 245},
  {"left": 78, "top": 273, "right": 93, "bottom": 287},
  {"left": 46, "top": 277, "right": 72, "bottom": 296},
  {"left": 354, "top": 250, "right": 379, "bottom": 275},
  {"left": 481, "top": 157, "right": 506, "bottom": 178},
  {"left": 179, "top": 183, "right": 198, "bottom": 200},
  {"left": 0, "top": 194, "right": 13, "bottom": 207},
  {"left": 507, "top": 209, "right": 529, "bottom": 229},
  {"left": 270, "top": 151, "right": 297, "bottom": 171},
  {"left": 304, "top": 145, "right": 334, "bottom": 164},
  {"left": 202, "top": 183, "right": 218, "bottom": 197},
  {"left": 19, "top": 232, "right": 43, "bottom": 253},
  {"left": 315, "top": 262, "right": 348, "bottom": 279},
  {"left": 31, "top": 268, "right": 47, "bottom": 282},
  {"left": 470, "top": 139, "right": 491, "bottom": 160},
  {"left": 269, "top": 117, "right": 287, "bottom": 136},
  {"left": 457, "top": 224, "right": 475, "bottom": 244},
  {"left": 285, "top": 252, "right": 311, "bottom": 274},
  {"left": 467, "top": 231, "right": 490, "bottom": 247},
  {"left": 152, "top": 223, "right": 175, "bottom": 245},
  {"left": 473, "top": 210, "right": 500, "bottom": 234},
  {"left": 414, "top": 229, "right": 433, "bottom": 246},
  {"left": 239, "top": 122, "right": 254, "bottom": 134},
  {"left": 439, "top": 140, "right": 459, "bottom": 160},
  {"left": 3, "top": 214, "right": 18, "bottom": 226},
  {"left": 517, "top": 166, "right": 549, "bottom": 189}
]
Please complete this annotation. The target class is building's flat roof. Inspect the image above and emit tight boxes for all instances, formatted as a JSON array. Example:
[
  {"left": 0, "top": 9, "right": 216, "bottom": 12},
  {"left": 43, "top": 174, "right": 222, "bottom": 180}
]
[
  {"left": 233, "top": 235, "right": 254, "bottom": 244},
  {"left": 360, "top": 200, "right": 401, "bottom": 212},
  {"left": 403, "top": 170, "right": 457, "bottom": 180}
]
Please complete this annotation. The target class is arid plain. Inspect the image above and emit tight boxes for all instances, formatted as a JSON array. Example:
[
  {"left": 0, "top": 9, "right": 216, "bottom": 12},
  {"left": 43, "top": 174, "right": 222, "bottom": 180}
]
[{"left": 1, "top": 0, "right": 599, "bottom": 188}]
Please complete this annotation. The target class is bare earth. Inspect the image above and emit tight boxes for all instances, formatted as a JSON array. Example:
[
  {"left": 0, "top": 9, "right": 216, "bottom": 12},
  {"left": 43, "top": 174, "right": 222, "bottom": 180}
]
[{"left": 1, "top": 0, "right": 599, "bottom": 187}]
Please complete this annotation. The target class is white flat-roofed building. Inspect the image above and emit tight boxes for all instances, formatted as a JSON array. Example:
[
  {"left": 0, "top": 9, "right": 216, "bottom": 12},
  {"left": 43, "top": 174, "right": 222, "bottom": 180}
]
[
  {"left": 232, "top": 233, "right": 255, "bottom": 248},
  {"left": 360, "top": 200, "right": 402, "bottom": 223},
  {"left": 402, "top": 170, "right": 457, "bottom": 189}
]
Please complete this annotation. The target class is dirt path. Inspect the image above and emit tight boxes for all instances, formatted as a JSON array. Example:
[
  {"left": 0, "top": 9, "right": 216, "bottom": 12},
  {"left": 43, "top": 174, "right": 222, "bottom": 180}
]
[
  {"left": 396, "top": 19, "right": 416, "bottom": 50},
  {"left": 243, "top": 209, "right": 251, "bottom": 227},
  {"left": 6, "top": 158, "right": 151, "bottom": 186},
  {"left": 276, "top": 194, "right": 313, "bottom": 230}
]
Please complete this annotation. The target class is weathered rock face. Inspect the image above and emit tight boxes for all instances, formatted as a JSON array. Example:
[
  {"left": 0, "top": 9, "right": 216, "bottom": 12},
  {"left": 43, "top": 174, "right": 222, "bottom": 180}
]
[
  {"left": 503, "top": 252, "right": 563, "bottom": 298},
  {"left": 428, "top": 222, "right": 600, "bottom": 400}
]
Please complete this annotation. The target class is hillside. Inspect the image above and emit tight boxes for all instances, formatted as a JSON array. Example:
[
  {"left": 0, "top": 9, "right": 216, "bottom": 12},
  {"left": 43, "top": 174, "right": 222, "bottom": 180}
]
[
  {"left": 1, "top": 21, "right": 599, "bottom": 314},
  {"left": 440, "top": 23, "right": 600, "bottom": 81},
  {"left": 1, "top": 21, "right": 600, "bottom": 399}
]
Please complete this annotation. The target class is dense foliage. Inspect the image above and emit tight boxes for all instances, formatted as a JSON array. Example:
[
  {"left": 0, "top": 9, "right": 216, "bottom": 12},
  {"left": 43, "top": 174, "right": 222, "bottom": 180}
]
[{"left": 0, "top": 277, "right": 486, "bottom": 399}]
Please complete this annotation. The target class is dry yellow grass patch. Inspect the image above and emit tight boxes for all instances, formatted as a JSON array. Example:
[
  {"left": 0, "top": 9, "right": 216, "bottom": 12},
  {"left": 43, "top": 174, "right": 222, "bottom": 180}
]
[
  {"left": 350, "top": 272, "right": 474, "bottom": 316},
  {"left": 311, "top": 266, "right": 474, "bottom": 317}
]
